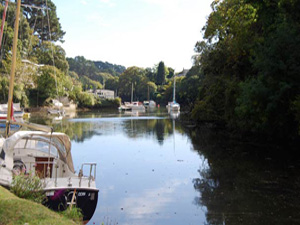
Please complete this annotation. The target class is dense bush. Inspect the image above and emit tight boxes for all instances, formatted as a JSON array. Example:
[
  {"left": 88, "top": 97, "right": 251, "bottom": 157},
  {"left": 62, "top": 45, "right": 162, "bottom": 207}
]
[
  {"left": 10, "top": 173, "right": 45, "bottom": 203},
  {"left": 77, "top": 92, "right": 95, "bottom": 107}
]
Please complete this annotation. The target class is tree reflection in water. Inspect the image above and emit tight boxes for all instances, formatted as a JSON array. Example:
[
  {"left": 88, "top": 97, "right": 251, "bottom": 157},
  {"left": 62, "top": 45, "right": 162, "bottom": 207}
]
[
  {"left": 188, "top": 125, "right": 300, "bottom": 225},
  {"left": 33, "top": 112, "right": 179, "bottom": 145},
  {"left": 28, "top": 111, "right": 300, "bottom": 225}
]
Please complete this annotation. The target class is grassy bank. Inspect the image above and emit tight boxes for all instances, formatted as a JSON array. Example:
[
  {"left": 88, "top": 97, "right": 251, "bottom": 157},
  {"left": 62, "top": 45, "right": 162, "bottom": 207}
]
[{"left": 0, "top": 186, "right": 79, "bottom": 225}]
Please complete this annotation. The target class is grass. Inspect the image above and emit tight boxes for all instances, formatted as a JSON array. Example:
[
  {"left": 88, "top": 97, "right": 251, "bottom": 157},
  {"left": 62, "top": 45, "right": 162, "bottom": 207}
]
[{"left": 0, "top": 186, "right": 80, "bottom": 225}]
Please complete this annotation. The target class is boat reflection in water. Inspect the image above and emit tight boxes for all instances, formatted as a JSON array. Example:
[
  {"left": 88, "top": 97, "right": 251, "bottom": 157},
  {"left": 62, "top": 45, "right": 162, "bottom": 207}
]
[{"left": 169, "top": 111, "right": 180, "bottom": 119}]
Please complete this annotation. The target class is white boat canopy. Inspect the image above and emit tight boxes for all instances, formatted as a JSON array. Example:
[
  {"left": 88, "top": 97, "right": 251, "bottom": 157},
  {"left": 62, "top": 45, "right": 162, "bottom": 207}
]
[{"left": 2, "top": 130, "right": 74, "bottom": 173}]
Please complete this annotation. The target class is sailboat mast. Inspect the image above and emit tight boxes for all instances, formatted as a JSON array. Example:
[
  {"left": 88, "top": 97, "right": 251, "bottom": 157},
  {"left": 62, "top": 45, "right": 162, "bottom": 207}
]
[
  {"left": 0, "top": 0, "right": 9, "bottom": 49},
  {"left": 173, "top": 74, "right": 176, "bottom": 102},
  {"left": 131, "top": 82, "right": 133, "bottom": 103},
  {"left": 6, "top": 0, "right": 21, "bottom": 137}
]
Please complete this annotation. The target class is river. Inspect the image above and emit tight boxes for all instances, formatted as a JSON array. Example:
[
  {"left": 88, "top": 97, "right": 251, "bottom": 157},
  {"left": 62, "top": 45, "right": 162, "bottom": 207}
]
[{"left": 28, "top": 108, "right": 300, "bottom": 225}]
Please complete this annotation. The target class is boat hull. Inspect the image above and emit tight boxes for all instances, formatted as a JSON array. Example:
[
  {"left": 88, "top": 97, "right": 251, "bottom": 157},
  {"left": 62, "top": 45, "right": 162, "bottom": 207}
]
[{"left": 44, "top": 188, "right": 98, "bottom": 221}]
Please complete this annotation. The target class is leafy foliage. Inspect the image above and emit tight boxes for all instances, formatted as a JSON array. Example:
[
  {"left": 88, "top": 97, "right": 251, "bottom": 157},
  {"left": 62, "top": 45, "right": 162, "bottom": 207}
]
[
  {"left": 36, "top": 66, "right": 66, "bottom": 104},
  {"left": 67, "top": 56, "right": 125, "bottom": 86},
  {"left": 156, "top": 61, "right": 166, "bottom": 85},
  {"left": 21, "top": 0, "right": 65, "bottom": 42},
  {"left": 10, "top": 173, "right": 45, "bottom": 204},
  {"left": 77, "top": 92, "right": 95, "bottom": 107},
  {"left": 189, "top": 0, "right": 300, "bottom": 140},
  {"left": 33, "top": 41, "right": 69, "bottom": 73},
  {"left": 94, "top": 61, "right": 126, "bottom": 76}
]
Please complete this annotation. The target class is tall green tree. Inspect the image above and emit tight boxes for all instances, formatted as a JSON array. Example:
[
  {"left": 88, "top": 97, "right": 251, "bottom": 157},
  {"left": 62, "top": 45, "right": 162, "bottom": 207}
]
[
  {"left": 156, "top": 61, "right": 166, "bottom": 85},
  {"left": 118, "top": 66, "right": 146, "bottom": 102},
  {"left": 33, "top": 41, "right": 69, "bottom": 73},
  {"left": 35, "top": 65, "right": 65, "bottom": 104},
  {"left": 21, "top": 0, "right": 65, "bottom": 42}
]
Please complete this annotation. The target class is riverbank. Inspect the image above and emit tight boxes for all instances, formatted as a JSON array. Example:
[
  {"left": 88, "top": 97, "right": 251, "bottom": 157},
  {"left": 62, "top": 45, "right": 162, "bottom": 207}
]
[{"left": 0, "top": 186, "right": 80, "bottom": 225}]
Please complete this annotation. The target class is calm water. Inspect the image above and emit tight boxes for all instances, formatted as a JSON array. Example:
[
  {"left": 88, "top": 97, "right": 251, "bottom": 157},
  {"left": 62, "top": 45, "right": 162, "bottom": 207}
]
[{"left": 29, "top": 109, "right": 300, "bottom": 225}]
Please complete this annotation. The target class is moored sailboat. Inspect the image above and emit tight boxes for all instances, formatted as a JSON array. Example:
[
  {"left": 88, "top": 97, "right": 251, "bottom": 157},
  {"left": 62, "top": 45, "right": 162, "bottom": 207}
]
[
  {"left": 119, "top": 83, "right": 145, "bottom": 112},
  {"left": 167, "top": 73, "right": 180, "bottom": 112}
]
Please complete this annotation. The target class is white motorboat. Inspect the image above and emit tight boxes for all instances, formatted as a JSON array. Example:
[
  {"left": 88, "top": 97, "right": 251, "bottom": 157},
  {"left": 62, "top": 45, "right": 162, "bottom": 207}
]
[
  {"left": 0, "top": 103, "right": 24, "bottom": 121},
  {"left": 48, "top": 99, "right": 65, "bottom": 116},
  {"left": 118, "top": 102, "right": 132, "bottom": 111},
  {"left": 144, "top": 85, "right": 156, "bottom": 110},
  {"left": 119, "top": 101, "right": 145, "bottom": 112},
  {"left": 119, "top": 83, "right": 145, "bottom": 112},
  {"left": 0, "top": 126, "right": 99, "bottom": 221},
  {"left": 143, "top": 100, "right": 156, "bottom": 109},
  {"left": 131, "top": 101, "right": 146, "bottom": 111}
]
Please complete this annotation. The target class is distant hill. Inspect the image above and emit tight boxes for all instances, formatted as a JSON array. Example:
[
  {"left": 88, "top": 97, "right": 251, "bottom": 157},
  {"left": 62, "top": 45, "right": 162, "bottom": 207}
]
[
  {"left": 94, "top": 61, "right": 126, "bottom": 76},
  {"left": 67, "top": 56, "right": 126, "bottom": 77},
  {"left": 67, "top": 56, "right": 126, "bottom": 90}
]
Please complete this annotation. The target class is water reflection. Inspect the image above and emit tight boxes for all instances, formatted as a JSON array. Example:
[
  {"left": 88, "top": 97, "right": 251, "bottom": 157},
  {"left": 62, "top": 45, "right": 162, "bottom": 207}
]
[
  {"left": 63, "top": 110, "right": 206, "bottom": 225},
  {"left": 35, "top": 111, "right": 180, "bottom": 145},
  {"left": 187, "top": 125, "right": 300, "bottom": 225},
  {"left": 25, "top": 110, "right": 300, "bottom": 225}
]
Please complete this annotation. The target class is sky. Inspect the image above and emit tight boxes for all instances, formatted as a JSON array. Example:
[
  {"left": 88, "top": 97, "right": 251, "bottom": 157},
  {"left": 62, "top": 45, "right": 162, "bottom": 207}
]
[{"left": 52, "top": 0, "right": 213, "bottom": 71}]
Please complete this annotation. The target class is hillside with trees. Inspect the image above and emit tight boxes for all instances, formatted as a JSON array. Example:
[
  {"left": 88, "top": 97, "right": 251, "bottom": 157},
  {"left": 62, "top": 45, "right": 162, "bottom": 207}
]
[
  {"left": 0, "top": 0, "right": 299, "bottom": 142},
  {"left": 66, "top": 56, "right": 126, "bottom": 91}
]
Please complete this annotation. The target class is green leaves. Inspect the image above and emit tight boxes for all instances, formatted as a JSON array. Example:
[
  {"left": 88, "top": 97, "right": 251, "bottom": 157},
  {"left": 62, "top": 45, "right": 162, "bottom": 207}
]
[
  {"left": 191, "top": 0, "right": 300, "bottom": 139},
  {"left": 11, "top": 173, "right": 45, "bottom": 204}
]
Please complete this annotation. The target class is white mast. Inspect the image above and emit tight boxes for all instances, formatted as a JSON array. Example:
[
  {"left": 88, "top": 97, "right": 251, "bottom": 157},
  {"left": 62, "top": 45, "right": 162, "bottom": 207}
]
[{"left": 173, "top": 73, "right": 176, "bottom": 103}]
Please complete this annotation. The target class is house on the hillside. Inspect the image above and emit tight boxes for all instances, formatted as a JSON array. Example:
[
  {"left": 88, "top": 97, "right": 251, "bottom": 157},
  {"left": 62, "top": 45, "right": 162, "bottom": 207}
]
[{"left": 95, "top": 89, "right": 115, "bottom": 99}]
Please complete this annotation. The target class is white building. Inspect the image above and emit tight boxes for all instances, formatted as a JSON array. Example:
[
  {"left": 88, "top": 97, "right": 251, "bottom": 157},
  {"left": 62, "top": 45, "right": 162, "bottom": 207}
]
[{"left": 95, "top": 89, "right": 115, "bottom": 99}]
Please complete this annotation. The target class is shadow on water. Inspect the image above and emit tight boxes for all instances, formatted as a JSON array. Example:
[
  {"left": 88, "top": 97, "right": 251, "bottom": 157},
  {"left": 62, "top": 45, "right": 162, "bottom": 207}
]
[{"left": 185, "top": 125, "right": 300, "bottom": 225}]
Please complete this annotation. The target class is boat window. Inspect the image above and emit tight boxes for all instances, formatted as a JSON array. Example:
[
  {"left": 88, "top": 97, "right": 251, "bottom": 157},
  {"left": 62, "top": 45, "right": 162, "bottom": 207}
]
[
  {"left": 14, "top": 135, "right": 67, "bottom": 157},
  {"left": 14, "top": 138, "right": 58, "bottom": 157}
]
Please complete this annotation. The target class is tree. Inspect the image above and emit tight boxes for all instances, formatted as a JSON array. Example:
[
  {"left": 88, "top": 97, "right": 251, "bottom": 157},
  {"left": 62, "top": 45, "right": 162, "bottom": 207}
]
[
  {"left": 33, "top": 41, "right": 69, "bottom": 73},
  {"left": 145, "top": 67, "right": 156, "bottom": 82},
  {"left": 80, "top": 76, "right": 102, "bottom": 91},
  {"left": 156, "top": 61, "right": 166, "bottom": 85},
  {"left": 0, "top": 3, "right": 33, "bottom": 60},
  {"left": 106, "top": 77, "right": 119, "bottom": 92},
  {"left": 36, "top": 65, "right": 65, "bottom": 104},
  {"left": 21, "top": 0, "right": 65, "bottom": 42},
  {"left": 167, "top": 67, "right": 174, "bottom": 79},
  {"left": 189, "top": 0, "right": 300, "bottom": 141},
  {"left": 118, "top": 66, "right": 146, "bottom": 102}
]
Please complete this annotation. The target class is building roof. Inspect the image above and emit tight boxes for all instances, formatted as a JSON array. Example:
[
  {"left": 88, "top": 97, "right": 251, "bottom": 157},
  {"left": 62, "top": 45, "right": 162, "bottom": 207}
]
[{"left": 177, "top": 69, "right": 189, "bottom": 77}]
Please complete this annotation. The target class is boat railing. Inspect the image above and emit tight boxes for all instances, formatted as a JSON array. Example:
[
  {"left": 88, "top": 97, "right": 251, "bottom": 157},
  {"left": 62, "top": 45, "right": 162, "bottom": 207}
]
[
  {"left": 79, "top": 163, "right": 97, "bottom": 188},
  {"left": 22, "top": 161, "right": 97, "bottom": 188},
  {"left": 26, "top": 161, "right": 58, "bottom": 185}
]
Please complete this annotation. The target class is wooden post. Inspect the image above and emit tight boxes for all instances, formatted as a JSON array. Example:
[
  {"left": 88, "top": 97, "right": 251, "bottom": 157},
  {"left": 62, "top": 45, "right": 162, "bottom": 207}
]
[{"left": 5, "top": 0, "right": 21, "bottom": 137}]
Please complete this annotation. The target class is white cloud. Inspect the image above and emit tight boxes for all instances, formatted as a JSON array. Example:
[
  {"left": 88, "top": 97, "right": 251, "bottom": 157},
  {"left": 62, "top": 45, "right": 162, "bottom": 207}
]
[
  {"left": 120, "top": 179, "right": 186, "bottom": 219},
  {"left": 86, "top": 13, "right": 110, "bottom": 27},
  {"left": 98, "top": 0, "right": 116, "bottom": 7},
  {"left": 80, "top": 0, "right": 88, "bottom": 5}
]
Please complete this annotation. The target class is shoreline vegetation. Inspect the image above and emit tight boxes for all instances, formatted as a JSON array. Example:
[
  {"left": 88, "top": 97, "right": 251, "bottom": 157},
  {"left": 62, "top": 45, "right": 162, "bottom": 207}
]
[
  {"left": 0, "top": 186, "right": 80, "bottom": 225},
  {"left": 1, "top": 0, "right": 300, "bottom": 143}
]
